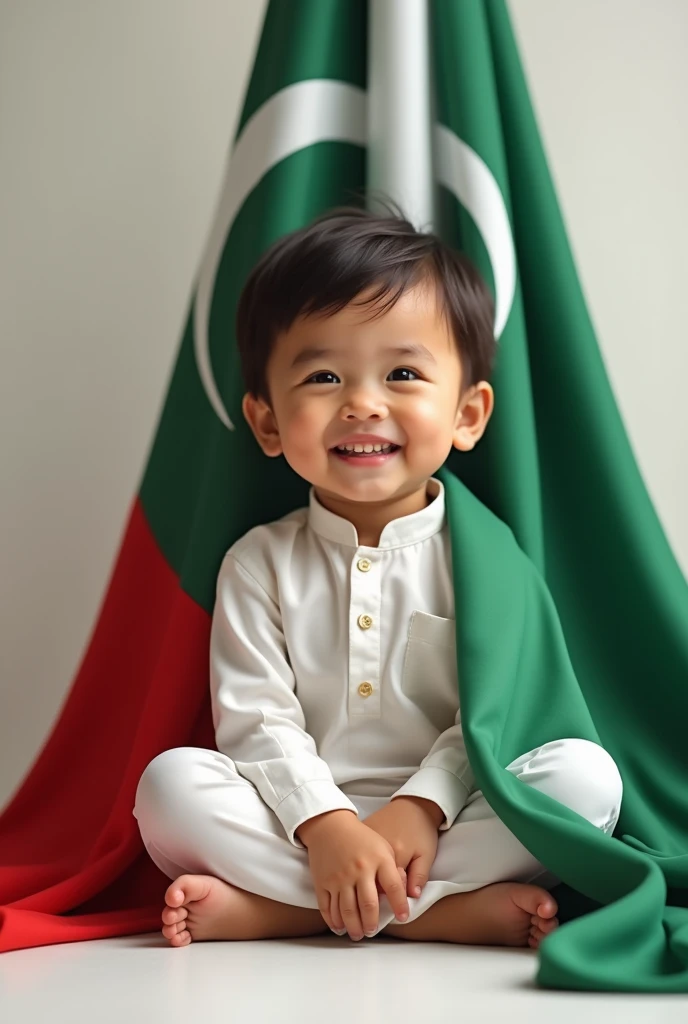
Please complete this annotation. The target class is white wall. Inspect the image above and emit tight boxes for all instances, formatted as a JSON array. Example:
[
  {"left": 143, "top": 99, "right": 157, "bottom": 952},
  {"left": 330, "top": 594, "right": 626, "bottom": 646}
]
[{"left": 1, "top": 0, "right": 686, "bottom": 812}]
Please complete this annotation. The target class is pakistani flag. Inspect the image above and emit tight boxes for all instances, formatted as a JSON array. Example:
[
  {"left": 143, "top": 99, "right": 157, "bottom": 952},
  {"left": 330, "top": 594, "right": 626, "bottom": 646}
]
[{"left": 1, "top": 0, "right": 687, "bottom": 994}]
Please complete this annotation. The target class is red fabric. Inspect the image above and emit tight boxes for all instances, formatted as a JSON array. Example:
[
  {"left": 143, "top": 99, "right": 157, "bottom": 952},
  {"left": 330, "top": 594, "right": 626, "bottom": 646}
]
[{"left": 0, "top": 499, "right": 216, "bottom": 952}]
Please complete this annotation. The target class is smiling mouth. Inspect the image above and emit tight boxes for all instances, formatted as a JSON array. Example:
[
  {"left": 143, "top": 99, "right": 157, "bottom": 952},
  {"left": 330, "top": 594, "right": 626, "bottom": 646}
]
[
  {"left": 330, "top": 444, "right": 401, "bottom": 457},
  {"left": 329, "top": 444, "right": 402, "bottom": 464}
]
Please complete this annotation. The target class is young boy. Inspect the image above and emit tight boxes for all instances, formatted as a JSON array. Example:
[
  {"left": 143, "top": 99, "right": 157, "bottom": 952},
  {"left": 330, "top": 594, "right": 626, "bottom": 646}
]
[{"left": 133, "top": 207, "right": 622, "bottom": 949}]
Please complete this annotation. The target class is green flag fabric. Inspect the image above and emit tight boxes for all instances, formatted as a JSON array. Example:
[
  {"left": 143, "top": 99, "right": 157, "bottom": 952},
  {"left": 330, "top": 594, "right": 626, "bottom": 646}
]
[
  {"left": 432, "top": 1, "right": 688, "bottom": 990},
  {"left": 2, "top": 0, "right": 687, "bottom": 993},
  {"left": 439, "top": 465, "right": 688, "bottom": 991}
]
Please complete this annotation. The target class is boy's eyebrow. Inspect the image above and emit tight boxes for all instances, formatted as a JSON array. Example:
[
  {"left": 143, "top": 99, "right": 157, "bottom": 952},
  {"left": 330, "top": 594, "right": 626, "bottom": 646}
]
[{"left": 289, "top": 343, "right": 437, "bottom": 368}]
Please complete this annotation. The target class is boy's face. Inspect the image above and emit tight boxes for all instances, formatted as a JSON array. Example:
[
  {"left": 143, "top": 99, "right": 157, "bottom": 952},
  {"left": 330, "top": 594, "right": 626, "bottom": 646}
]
[{"left": 242, "top": 280, "right": 494, "bottom": 515}]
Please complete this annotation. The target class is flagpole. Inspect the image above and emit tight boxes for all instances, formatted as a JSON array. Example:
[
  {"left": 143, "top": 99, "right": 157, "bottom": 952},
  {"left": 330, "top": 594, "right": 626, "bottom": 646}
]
[{"left": 367, "top": 0, "right": 436, "bottom": 231}]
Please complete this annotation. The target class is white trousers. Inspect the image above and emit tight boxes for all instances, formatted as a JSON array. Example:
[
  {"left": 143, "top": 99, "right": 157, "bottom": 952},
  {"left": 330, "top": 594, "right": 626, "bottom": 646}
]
[{"left": 133, "top": 739, "right": 622, "bottom": 936}]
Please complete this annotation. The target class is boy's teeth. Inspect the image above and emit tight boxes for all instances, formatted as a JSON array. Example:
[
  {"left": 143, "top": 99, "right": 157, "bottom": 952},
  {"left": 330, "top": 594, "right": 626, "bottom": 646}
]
[{"left": 336, "top": 442, "right": 394, "bottom": 453}]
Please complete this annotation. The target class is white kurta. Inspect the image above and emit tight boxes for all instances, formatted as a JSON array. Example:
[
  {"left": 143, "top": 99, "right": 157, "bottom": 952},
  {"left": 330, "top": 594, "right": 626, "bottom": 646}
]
[
  {"left": 209, "top": 475, "right": 473, "bottom": 847},
  {"left": 133, "top": 476, "right": 623, "bottom": 934}
]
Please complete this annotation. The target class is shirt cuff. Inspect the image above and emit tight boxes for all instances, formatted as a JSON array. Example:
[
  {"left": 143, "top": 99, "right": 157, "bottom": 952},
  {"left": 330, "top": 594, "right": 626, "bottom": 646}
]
[
  {"left": 391, "top": 767, "right": 471, "bottom": 830},
  {"left": 276, "top": 780, "right": 360, "bottom": 848}
]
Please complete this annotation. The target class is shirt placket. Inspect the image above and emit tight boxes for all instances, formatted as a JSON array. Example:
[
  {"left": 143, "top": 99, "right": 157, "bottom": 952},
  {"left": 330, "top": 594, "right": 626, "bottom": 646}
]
[{"left": 348, "top": 553, "right": 382, "bottom": 717}]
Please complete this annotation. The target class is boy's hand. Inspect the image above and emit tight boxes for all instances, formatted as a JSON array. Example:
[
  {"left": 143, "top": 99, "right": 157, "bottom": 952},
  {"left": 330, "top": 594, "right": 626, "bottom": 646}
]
[
  {"left": 362, "top": 796, "right": 442, "bottom": 899},
  {"left": 296, "top": 809, "right": 410, "bottom": 940}
]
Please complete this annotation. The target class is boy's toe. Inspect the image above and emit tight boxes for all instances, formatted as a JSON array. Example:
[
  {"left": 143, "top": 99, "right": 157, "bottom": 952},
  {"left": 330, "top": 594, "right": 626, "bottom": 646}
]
[
  {"left": 535, "top": 898, "right": 557, "bottom": 919},
  {"left": 532, "top": 914, "right": 559, "bottom": 935},
  {"left": 165, "top": 874, "right": 214, "bottom": 908},
  {"left": 162, "top": 905, "right": 188, "bottom": 925},
  {"left": 509, "top": 885, "right": 559, "bottom": 923},
  {"left": 169, "top": 927, "right": 192, "bottom": 947},
  {"left": 162, "top": 921, "right": 185, "bottom": 939}
]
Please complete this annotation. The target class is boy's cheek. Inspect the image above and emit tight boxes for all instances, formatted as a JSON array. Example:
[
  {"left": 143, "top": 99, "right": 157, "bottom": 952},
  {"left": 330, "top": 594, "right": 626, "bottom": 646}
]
[{"left": 285, "top": 410, "right": 330, "bottom": 451}]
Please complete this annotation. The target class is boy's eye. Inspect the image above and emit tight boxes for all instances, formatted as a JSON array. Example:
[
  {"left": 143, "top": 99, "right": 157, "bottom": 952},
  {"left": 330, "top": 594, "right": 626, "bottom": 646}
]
[
  {"left": 305, "top": 371, "right": 339, "bottom": 384},
  {"left": 304, "top": 368, "right": 420, "bottom": 385},
  {"left": 388, "top": 367, "right": 419, "bottom": 382}
]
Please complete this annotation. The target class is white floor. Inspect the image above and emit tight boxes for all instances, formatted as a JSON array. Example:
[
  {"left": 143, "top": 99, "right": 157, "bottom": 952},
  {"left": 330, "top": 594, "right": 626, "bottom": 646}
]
[{"left": 1, "top": 932, "right": 687, "bottom": 1024}]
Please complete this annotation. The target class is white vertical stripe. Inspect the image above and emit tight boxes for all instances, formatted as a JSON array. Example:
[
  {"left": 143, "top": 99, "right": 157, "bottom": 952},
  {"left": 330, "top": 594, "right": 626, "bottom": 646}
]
[{"left": 367, "top": 0, "right": 435, "bottom": 230}]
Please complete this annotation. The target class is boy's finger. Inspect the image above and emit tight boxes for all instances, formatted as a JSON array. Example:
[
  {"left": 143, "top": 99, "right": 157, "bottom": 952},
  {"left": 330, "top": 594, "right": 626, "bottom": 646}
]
[
  {"left": 379, "top": 862, "right": 410, "bottom": 923},
  {"left": 356, "top": 877, "right": 380, "bottom": 937},
  {"left": 407, "top": 874, "right": 427, "bottom": 898},
  {"left": 340, "top": 884, "right": 365, "bottom": 940},
  {"left": 329, "top": 890, "right": 345, "bottom": 932},
  {"left": 325, "top": 892, "right": 344, "bottom": 933},
  {"left": 378, "top": 866, "right": 405, "bottom": 894},
  {"left": 407, "top": 853, "right": 431, "bottom": 898},
  {"left": 316, "top": 888, "right": 335, "bottom": 932}
]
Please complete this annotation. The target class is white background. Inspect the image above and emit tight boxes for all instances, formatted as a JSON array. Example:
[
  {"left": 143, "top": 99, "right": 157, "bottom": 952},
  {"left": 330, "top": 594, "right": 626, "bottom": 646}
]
[{"left": 1, "top": 0, "right": 686, "bottom": 811}]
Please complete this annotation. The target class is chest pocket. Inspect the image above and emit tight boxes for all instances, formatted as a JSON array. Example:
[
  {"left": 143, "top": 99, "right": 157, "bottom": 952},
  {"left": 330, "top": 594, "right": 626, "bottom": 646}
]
[{"left": 400, "top": 611, "right": 459, "bottom": 732}]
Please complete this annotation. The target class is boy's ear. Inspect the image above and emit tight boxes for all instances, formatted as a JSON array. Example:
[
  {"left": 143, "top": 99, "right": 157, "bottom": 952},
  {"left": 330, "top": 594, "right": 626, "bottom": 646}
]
[
  {"left": 241, "top": 392, "right": 283, "bottom": 457},
  {"left": 452, "top": 381, "right": 494, "bottom": 452}
]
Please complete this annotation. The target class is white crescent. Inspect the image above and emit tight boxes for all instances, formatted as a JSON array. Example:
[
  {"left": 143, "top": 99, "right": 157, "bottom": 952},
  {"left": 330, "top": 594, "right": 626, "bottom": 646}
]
[{"left": 193, "top": 79, "right": 515, "bottom": 430}]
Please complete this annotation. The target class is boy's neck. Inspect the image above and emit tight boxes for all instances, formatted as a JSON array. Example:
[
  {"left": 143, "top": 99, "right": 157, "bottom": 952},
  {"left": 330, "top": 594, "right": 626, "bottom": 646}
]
[{"left": 313, "top": 481, "right": 433, "bottom": 548}]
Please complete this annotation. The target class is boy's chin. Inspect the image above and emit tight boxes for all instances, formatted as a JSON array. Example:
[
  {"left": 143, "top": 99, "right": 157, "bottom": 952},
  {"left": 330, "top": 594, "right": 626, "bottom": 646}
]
[{"left": 317, "top": 475, "right": 412, "bottom": 502}]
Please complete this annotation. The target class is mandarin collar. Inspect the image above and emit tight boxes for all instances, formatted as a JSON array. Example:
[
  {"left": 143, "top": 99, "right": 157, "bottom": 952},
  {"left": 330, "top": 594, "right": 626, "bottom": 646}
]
[{"left": 307, "top": 476, "right": 445, "bottom": 549}]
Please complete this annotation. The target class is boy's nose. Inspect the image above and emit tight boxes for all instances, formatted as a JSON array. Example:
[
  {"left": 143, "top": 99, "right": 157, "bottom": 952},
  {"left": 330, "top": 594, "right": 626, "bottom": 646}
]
[{"left": 340, "top": 388, "right": 389, "bottom": 419}]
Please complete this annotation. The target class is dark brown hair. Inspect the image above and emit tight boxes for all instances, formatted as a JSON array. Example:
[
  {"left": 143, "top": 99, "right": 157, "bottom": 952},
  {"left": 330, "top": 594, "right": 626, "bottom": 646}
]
[{"left": 236, "top": 204, "right": 496, "bottom": 405}]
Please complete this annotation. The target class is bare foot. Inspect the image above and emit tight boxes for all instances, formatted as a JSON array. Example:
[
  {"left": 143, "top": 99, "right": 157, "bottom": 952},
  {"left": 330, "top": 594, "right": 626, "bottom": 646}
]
[
  {"left": 383, "top": 881, "right": 559, "bottom": 949},
  {"left": 160, "top": 874, "right": 328, "bottom": 946}
]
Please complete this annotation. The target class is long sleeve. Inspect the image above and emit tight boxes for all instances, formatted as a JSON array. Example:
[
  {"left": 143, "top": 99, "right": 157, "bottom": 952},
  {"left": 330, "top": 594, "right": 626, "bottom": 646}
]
[
  {"left": 209, "top": 551, "right": 359, "bottom": 847},
  {"left": 390, "top": 710, "right": 475, "bottom": 830}
]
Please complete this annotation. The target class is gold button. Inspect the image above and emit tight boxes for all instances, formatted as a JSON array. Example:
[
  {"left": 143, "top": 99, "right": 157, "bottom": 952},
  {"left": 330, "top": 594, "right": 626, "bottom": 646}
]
[
  {"left": 357, "top": 558, "right": 371, "bottom": 572},
  {"left": 357, "top": 614, "right": 373, "bottom": 630},
  {"left": 357, "top": 681, "right": 373, "bottom": 698}
]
